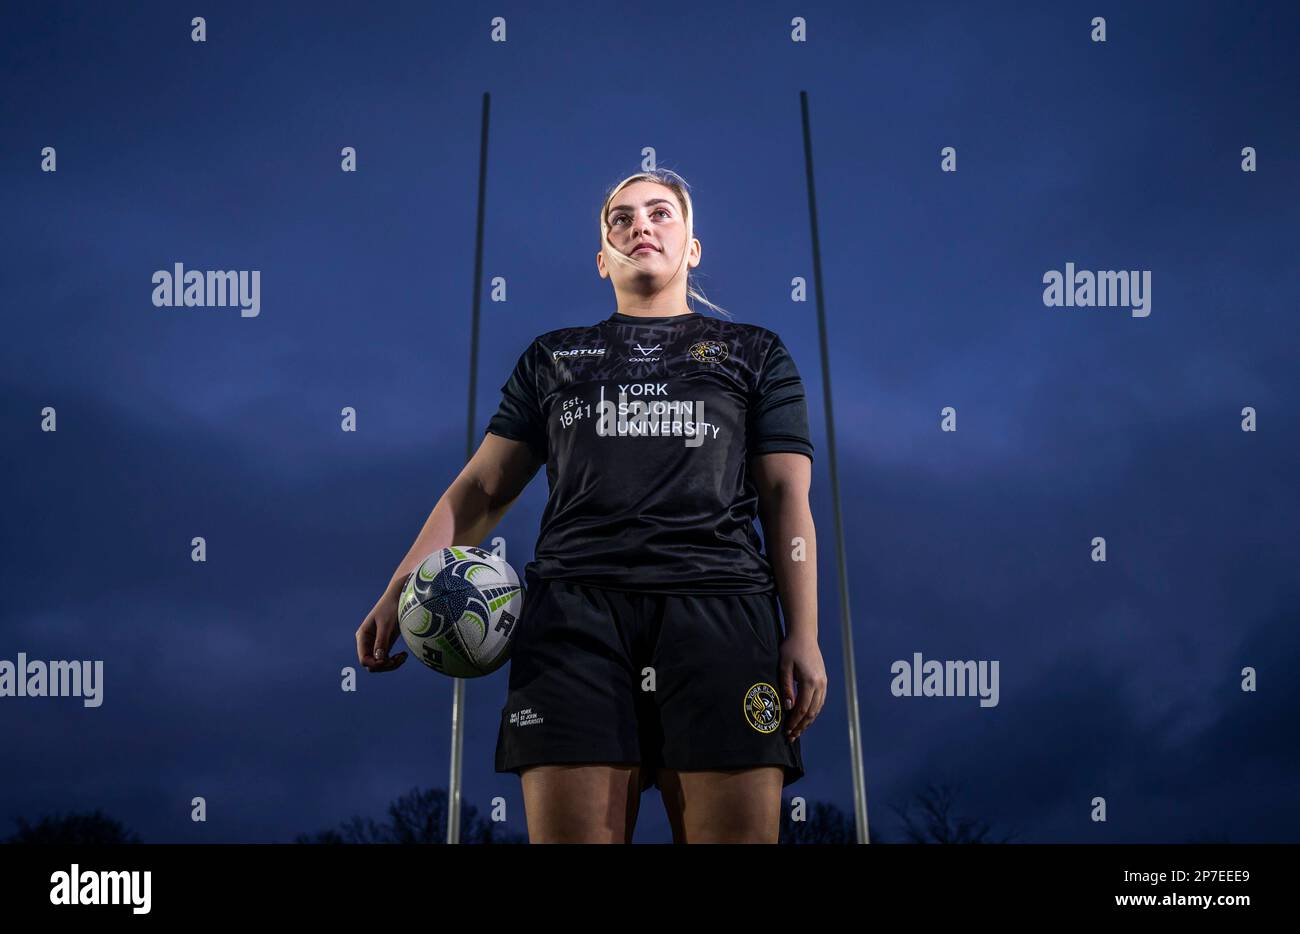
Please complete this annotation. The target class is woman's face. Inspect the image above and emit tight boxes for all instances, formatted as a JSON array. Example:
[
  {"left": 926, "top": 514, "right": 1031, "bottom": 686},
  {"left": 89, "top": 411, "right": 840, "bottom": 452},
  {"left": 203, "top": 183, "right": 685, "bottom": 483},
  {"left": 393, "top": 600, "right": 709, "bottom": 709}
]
[{"left": 597, "top": 180, "right": 700, "bottom": 290}]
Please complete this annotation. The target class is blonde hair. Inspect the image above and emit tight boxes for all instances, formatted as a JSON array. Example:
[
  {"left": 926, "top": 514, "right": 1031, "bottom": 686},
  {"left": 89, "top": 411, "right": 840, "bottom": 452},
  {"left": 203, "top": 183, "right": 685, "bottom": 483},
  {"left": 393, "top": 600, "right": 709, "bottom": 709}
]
[{"left": 598, "top": 168, "right": 731, "bottom": 318}]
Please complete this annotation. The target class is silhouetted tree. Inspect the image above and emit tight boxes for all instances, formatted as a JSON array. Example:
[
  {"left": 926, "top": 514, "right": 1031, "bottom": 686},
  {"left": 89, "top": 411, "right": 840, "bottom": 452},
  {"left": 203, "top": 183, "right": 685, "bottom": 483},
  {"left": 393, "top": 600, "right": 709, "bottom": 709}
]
[
  {"left": 303, "top": 783, "right": 1017, "bottom": 844},
  {"left": 5, "top": 809, "right": 142, "bottom": 844},
  {"left": 889, "top": 781, "right": 1019, "bottom": 843},
  {"left": 779, "top": 798, "right": 882, "bottom": 843},
  {"left": 780, "top": 782, "right": 1020, "bottom": 844},
  {"left": 296, "top": 786, "right": 525, "bottom": 844}
]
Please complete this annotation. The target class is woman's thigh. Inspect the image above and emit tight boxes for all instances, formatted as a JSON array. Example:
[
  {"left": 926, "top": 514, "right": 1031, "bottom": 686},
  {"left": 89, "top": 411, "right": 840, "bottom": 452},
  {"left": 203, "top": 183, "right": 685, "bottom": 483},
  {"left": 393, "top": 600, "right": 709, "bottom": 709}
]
[
  {"left": 657, "top": 766, "right": 784, "bottom": 843},
  {"left": 520, "top": 763, "right": 643, "bottom": 843}
]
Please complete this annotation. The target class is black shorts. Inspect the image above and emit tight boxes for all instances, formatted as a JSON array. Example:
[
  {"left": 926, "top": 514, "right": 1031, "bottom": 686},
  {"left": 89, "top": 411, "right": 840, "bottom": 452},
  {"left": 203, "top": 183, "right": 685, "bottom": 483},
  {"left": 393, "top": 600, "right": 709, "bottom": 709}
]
[{"left": 494, "top": 573, "right": 804, "bottom": 789}]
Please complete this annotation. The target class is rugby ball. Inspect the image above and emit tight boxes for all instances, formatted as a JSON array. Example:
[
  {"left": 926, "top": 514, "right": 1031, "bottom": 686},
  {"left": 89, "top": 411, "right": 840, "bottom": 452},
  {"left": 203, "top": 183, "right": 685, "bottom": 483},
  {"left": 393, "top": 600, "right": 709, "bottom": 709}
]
[{"left": 397, "top": 547, "right": 523, "bottom": 677}]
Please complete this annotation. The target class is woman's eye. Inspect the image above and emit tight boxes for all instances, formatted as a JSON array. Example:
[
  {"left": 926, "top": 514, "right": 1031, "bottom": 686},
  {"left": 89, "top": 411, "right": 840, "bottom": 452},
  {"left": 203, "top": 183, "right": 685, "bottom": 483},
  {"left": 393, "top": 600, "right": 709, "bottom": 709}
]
[{"left": 610, "top": 209, "right": 669, "bottom": 225}]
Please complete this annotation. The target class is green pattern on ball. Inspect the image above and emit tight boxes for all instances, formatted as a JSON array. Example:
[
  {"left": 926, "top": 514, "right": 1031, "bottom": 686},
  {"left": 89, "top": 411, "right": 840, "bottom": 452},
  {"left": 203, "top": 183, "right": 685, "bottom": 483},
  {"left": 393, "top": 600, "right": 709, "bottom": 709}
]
[{"left": 408, "top": 606, "right": 433, "bottom": 636}]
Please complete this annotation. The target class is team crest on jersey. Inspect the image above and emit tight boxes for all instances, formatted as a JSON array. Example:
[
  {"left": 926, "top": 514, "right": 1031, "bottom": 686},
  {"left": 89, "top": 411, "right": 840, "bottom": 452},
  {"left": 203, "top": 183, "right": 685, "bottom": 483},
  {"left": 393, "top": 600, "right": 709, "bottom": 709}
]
[
  {"left": 688, "top": 340, "right": 729, "bottom": 364},
  {"left": 743, "top": 682, "right": 782, "bottom": 733}
]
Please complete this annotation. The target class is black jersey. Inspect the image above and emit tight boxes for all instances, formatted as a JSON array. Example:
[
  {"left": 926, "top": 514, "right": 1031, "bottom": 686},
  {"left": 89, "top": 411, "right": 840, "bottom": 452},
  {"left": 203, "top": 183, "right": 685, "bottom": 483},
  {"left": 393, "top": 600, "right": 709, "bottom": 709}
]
[{"left": 484, "top": 310, "right": 814, "bottom": 594}]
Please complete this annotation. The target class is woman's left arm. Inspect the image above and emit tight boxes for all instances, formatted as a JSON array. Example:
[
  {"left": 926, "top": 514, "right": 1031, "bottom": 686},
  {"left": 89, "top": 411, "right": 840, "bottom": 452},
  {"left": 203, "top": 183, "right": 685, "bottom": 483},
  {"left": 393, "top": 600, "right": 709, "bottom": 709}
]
[{"left": 752, "top": 452, "right": 828, "bottom": 742}]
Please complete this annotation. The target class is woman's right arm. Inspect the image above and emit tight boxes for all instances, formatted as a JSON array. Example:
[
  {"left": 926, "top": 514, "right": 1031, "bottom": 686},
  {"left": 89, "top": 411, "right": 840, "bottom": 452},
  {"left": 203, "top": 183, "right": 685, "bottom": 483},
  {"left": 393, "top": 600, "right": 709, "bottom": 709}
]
[{"left": 355, "top": 433, "right": 543, "bottom": 673}]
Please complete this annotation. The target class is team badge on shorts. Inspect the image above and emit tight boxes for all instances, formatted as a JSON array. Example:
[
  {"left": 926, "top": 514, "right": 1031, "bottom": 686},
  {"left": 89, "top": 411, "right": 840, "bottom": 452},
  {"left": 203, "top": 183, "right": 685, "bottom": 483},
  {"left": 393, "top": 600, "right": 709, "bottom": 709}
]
[
  {"left": 688, "top": 340, "right": 729, "bottom": 364},
  {"left": 743, "top": 682, "right": 782, "bottom": 733}
]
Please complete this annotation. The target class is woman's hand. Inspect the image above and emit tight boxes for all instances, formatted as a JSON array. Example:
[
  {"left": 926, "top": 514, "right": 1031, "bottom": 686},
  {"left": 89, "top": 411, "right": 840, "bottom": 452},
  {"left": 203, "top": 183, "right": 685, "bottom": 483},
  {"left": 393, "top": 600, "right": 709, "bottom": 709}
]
[
  {"left": 779, "top": 632, "right": 827, "bottom": 742},
  {"left": 355, "top": 433, "right": 542, "bottom": 675},
  {"left": 355, "top": 579, "right": 410, "bottom": 673}
]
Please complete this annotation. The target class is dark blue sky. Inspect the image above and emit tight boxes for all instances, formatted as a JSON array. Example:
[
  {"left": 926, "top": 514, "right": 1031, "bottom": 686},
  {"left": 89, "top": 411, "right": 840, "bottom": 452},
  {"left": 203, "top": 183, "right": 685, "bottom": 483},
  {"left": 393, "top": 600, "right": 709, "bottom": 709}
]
[{"left": 2, "top": 0, "right": 1297, "bottom": 843}]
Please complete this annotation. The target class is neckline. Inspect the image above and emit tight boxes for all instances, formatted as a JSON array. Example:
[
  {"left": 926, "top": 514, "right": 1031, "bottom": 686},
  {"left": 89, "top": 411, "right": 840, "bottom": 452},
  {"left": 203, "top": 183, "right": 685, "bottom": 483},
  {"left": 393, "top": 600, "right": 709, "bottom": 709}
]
[{"left": 605, "top": 311, "right": 700, "bottom": 325}]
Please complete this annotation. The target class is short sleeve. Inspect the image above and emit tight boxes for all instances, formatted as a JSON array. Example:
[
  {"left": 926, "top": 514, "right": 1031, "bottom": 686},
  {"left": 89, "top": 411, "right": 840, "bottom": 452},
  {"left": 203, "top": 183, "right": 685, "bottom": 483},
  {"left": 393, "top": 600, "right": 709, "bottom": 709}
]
[
  {"left": 748, "top": 334, "right": 814, "bottom": 461},
  {"left": 485, "top": 341, "right": 547, "bottom": 460}
]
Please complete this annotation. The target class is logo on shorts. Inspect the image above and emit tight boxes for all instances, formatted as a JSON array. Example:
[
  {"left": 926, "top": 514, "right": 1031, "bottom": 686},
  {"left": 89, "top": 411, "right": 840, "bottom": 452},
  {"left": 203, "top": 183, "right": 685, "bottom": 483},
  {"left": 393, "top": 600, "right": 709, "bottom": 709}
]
[
  {"left": 508, "top": 707, "right": 544, "bottom": 728},
  {"left": 688, "top": 340, "right": 728, "bottom": 364},
  {"left": 743, "top": 682, "right": 782, "bottom": 733}
]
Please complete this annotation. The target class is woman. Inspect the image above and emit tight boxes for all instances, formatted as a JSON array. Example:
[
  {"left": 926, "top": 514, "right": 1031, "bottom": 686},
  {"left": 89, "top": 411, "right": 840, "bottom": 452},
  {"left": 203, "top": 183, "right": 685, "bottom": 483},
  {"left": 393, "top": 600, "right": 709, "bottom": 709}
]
[{"left": 356, "top": 168, "right": 828, "bottom": 843}]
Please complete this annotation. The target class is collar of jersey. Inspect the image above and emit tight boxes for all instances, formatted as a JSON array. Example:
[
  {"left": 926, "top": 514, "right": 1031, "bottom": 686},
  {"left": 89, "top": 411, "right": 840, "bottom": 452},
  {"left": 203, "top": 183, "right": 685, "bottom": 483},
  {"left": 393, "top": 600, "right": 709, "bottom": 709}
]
[{"left": 604, "top": 311, "right": 700, "bottom": 325}]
